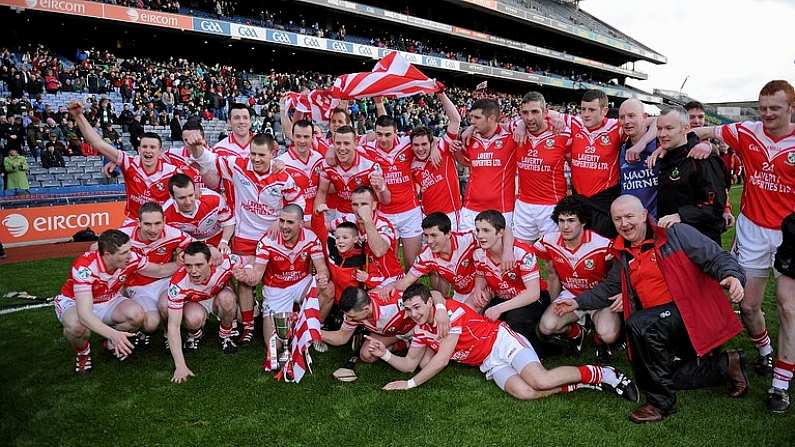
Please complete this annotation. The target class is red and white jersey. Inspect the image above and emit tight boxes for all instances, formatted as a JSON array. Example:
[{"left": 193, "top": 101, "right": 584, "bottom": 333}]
[
  {"left": 533, "top": 229, "right": 611, "bottom": 297},
  {"left": 59, "top": 250, "right": 147, "bottom": 303},
  {"left": 409, "top": 231, "right": 477, "bottom": 294},
  {"left": 334, "top": 212, "right": 404, "bottom": 279},
  {"left": 117, "top": 152, "right": 196, "bottom": 219},
  {"left": 313, "top": 135, "right": 332, "bottom": 157},
  {"left": 211, "top": 154, "right": 305, "bottom": 241},
  {"left": 276, "top": 147, "right": 324, "bottom": 219},
  {"left": 167, "top": 254, "right": 240, "bottom": 310},
  {"left": 320, "top": 152, "right": 382, "bottom": 214},
  {"left": 162, "top": 188, "right": 234, "bottom": 246},
  {"left": 462, "top": 125, "right": 518, "bottom": 212},
  {"left": 411, "top": 299, "right": 500, "bottom": 366},
  {"left": 213, "top": 132, "right": 253, "bottom": 158},
  {"left": 517, "top": 129, "right": 571, "bottom": 205},
  {"left": 340, "top": 290, "right": 415, "bottom": 336},
  {"left": 473, "top": 241, "right": 539, "bottom": 300},
  {"left": 411, "top": 132, "right": 462, "bottom": 214},
  {"left": 361, "top": 135, "right": 417, "bottom": 214},
  {"left": 567, "top": 116, "right": 622, "bottom": 198},
  {"left": 163, "top": 147, "right": 205, "bottom": 189},
  {"left": 715, "top": 121, "right": 795, "bottom": 229},
  {"left": 119, "top": 223, "right": 193, "bottom": 286},
  {"left": 255, "top": 227, "right": 324, "bottom": 288}
]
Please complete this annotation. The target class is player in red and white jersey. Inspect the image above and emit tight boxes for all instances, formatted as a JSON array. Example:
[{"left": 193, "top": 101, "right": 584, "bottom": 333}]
[
  {"left": 693, "top": 80, "right": 795, "bottom": 411},
  {"left": 162, "top": 119, "right": 211, "bottom": 189},
  {"left": 235, "top": 205, "right": 333, "bottom": 351},
  {"left": 68, "top": 102, "right": 198, "bottom": 221},
  {"left": 321, "top": 287, "right": 416, "bottom": 363},
  {"left": 513, "top": 92, "right": 571, "bottom": 243},
  {"left": 367, "top": 283, "right": 639, "bottom": 403},
  {"left": 276, "top": 120, "right": 324, "bottom": 222},
  {"left": 163, "top": 174, "right": 235, "bottom": 249},
  {"left": 459, "top": 98, "right": 519, "bottom": 231},
  {"left": 118, "top": 202, "right": 194, "bottom": 344},
  {"left": 384, "top": 213, "right": 479, "bottom": 303},
  {"left": 546, "top": 90, "right": 656, "bottom": 238},
  {"left": 361, "top": 114, "right": 423, "bottom": 266},
  {"left": 469, "top": 210, "right": 549, "bottom": 343},
  {"left": 212, "top": 103, "right": 254, "bottom": 158},
  {"left": 534, "top": 196, "right": 621, "bottom": 358},
  {"left": 54, "top": 230, "right": 148, "bottom": 374},
  {"left": 188, "top": 132, "right": 306, "bottom": 344},
  {"left": 332, "top": 187, "right": 405, "bottom": 287},
  {"left": 164, "top": 242, "right": 240, "bottom": 383},
  {"left": 315, "top": 126, "right": 390, "bottom": 216},
  {"left": 411, "top": 92, "right": 464, "bottom": 231}
]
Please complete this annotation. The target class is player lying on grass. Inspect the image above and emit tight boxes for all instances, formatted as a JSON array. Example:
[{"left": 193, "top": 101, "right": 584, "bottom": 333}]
[
  {"left": 367, "top": 283, "right": 639, "bottom": 403},
  {"left": 162, "top": 241, "right": 240, "bottom": 383}
]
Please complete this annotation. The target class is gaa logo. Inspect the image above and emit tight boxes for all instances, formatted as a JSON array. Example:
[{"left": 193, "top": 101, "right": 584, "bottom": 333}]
[
  {"left": 2, "top": 214, "right": 29, "bottom": 237},
  {"left": 199, "top": 20, "right": 225, "bottom": 34},
  {"left": 584, "top": 259, "right": 594, "bottom": 270},
  {"left": 271, "top": 32, "right": 292, "bottom": 44},
  {"left": 749, "top": 143, "right": 761, "bottom": 152},
  {"left": 600, "top": 135, "right": 611, "bottom": 145},
  {"left": 237, "top": 26, "right": 258, "bottom": 39},
  {"left": 303, "top": 37, "right": 321, "bottom": 48}
]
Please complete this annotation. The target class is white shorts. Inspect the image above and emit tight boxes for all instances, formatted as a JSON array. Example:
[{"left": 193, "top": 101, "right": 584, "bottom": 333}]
[
  {"left": 379, "top": 275, "right": 404, "bottom": 288},
  {"left": 479, "top": 325, "right": 540, "bottom": 391},
  {"left": 127, "top": 277, "right": 170, "bottom": 312},
  {"left": 512, "top": 200, "right": 557, "bottom": 241},
  {"left": 554, "top": 290, "right": 595, "bottom": 324},
  {"left": 262, "top": 275, "right": 314, "bottom": 314},
  {"left": 54, "top": 294, "right": 127, "bottom": 325},
  {"left": 382, "top": 207, "right": 423, "bottom": 239},
  {"left": 452, "top": 291, "right": 472, "bottom": 303},
  {"left": 459, "top": 207, "right": 514, "bottom": 232},
  {"left": 733, "top": 213, "right": 783, "bottom": 276}
]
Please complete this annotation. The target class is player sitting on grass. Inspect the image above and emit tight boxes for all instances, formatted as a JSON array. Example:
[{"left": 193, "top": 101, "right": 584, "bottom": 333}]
[
  {"left": 54, "top": 230, "right": 149, "bottom": 374},
  {"left": 368, "top": 283, "right": 639, "bottom": 403},
  {"left": 162, "top": 241, "right": 240, "bottom": 384}
]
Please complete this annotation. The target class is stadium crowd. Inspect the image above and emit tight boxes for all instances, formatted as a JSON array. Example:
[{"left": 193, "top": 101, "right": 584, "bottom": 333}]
[{"left": 29, "top": 54, "right": 795, "bottom": 423}]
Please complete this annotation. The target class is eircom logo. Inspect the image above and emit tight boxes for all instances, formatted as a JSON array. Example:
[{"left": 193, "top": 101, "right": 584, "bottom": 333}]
[
  {"left": 126, "top": 7, "right": 139, "bottom": 22},
  {"left": 25, "top": 0, "right": 37, "bottom": 8},
  {"left": 2, "top": 214, "right": 30, "bottom": 238}
]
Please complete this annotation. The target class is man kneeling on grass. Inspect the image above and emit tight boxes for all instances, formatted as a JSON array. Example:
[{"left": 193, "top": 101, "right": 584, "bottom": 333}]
[
  {"left": 367, "top": 283, "right": 639, "bottom": 403},
  {"left": 162, "top": 241, "right": 240, "bottom": 383},
  {"left": 54, "top": 230, "right": 149, "bottom": 374}
]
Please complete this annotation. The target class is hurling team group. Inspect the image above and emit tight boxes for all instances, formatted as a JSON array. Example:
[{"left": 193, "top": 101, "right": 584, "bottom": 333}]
[{"left": 53, "top": 78, "right": 795, "bottom": 422}]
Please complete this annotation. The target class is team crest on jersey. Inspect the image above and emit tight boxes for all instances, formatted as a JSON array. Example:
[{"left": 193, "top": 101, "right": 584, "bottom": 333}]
[
  {"left": 119, "top": 274, "right": 127, "bottom": 283},
  {"left": 506, "top": 271, "right": 517, "bottom": 280},
  {"left": 495, "top": 140, "right": 504, "bottom": 149},
  {"left": 229, "top": 254, "right": 242, "bottom": 265},
  {"left": 269, "top": 186, "right": 283, "bottom": 197},
  {"left": 155, "top": 183, "right": 165, "bottom": 191},
  {"left": 545, "top": 138, "right": 556, "bottom": 148},
  {"left": 461, "top": 259, "right": 471, "bottom": 268},
  {"left": 398, "top": 154, "right": 407, "bottom": 162},
  {"left": 354, "top": 177, "right": 363, "bottom": 185},
  {"left": 669, "top": 167, "right": 681, "bottom": 181},
  {"left": 157, "top": 247, "right": 167, "bottom": 255},
  {"left": 786, "top": 152, "right": 795, "bottom": 165},
  {"left": 168, "top": 284, "right": 180, "bottom": 299},
  {"left": 257, "top": 241, "right": 264, "bottom": 251},
  {"left": 397, "top": 299, "right": 405, "bottom": 311},
  {"left": 76, "top": 266, "right": 92, "bottom": 281},
  {"left": 584, "top": 259, "right": 595, "bottom": 270},
  {"left": 240, "top": 178, "right": 252, "bottom": 187},
  {"left": 522, "top": 254, "right": 536, "bottom": 268},
  {"left": 600, "top": 135, "right": 611, "bottom": 145}
]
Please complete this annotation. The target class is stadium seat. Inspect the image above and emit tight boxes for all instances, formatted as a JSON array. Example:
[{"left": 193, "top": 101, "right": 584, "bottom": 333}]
[
  {"left": 56, "top": 174, "right": 75, "bottom": 181},
  {"left": 29, "top": 167, "right": 48, "bottom": 176},
  {"left": 40, "top": 180, "right": 61, "bottom": 188},
  {"left": 61, "top": 179, "right": 80, "bottom": 187},
  {"left": 35, "top": 174, "right": 55, "bottom": 182},
  {"left": 67, "top": 167, "right": 84, "bottom": 174},
  {"left": 48, "top": 167, "right": 67, "bottom": 174}
]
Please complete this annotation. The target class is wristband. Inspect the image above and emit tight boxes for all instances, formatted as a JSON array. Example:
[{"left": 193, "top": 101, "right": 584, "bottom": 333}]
[
  {"left": 380, "top": 350, "right": 392, "bottom": 362},
  {"left": 219, "top": 239, "right": 229, "bottom": 245},
  {"left": 406, "top": 378, "right": 416, "bottom": 389},
  {"left": 435, "top": 303, "right": 446, "bottom": 312}
]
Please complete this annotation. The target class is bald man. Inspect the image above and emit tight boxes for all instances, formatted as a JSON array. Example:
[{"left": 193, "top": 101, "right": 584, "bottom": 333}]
[
  {"left": 618, "top": 99, "right": 659, "bottom": 217},
  {"left": 554, "top": 195, "right": 748, "bottom": 423}
]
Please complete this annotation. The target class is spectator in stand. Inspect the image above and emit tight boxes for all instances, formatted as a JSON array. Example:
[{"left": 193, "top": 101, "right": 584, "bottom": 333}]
[
  {"left": 119, "top": 104, "right": 134, "bottom": 132},
  {"left": 170, "top": 115, "right": 182, "bottom": 142},
  {"left": 44, "top": 69, "right": 61, "bottom": 94},
  {"left": 129, "top": 114, "right": 145, "bottom": 150},
  {"left": 41, "top": 141, "right": 65, "bottom": 168},
  {"left": 102, "top": 122, "right": 121, "bottom": 148},
  {"left": 4, "top": 148, "right": 29, "bottom": 194},
  {"left": 161, "top": 86, "right": 175, "bottom": 115},
  {"left": 45, "top": 117, "right": 64, "bottom": 142}
]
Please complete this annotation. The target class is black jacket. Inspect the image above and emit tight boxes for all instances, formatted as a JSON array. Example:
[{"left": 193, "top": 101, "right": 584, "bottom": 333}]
[{"left": 657, "top": 134, "right": 727, "bottom": 244}]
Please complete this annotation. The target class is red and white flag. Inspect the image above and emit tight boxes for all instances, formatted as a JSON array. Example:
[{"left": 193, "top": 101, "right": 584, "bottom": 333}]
[
  {"left": 475, "top": 80, "right": 488, "bottom": 91},
  {"left": 284, "top": 89, "right": 339, "bottom": 123},
  {"left": 275, "top": 290, "right": 322, "bottom": 383},
  {"left": 330, "top": 52, "right": 444, "bottom": 100}
]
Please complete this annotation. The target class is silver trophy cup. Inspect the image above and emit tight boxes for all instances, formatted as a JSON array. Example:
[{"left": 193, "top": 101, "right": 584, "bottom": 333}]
[{"left": 271, "top": 312, "right": 293, "bottom": 366}]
